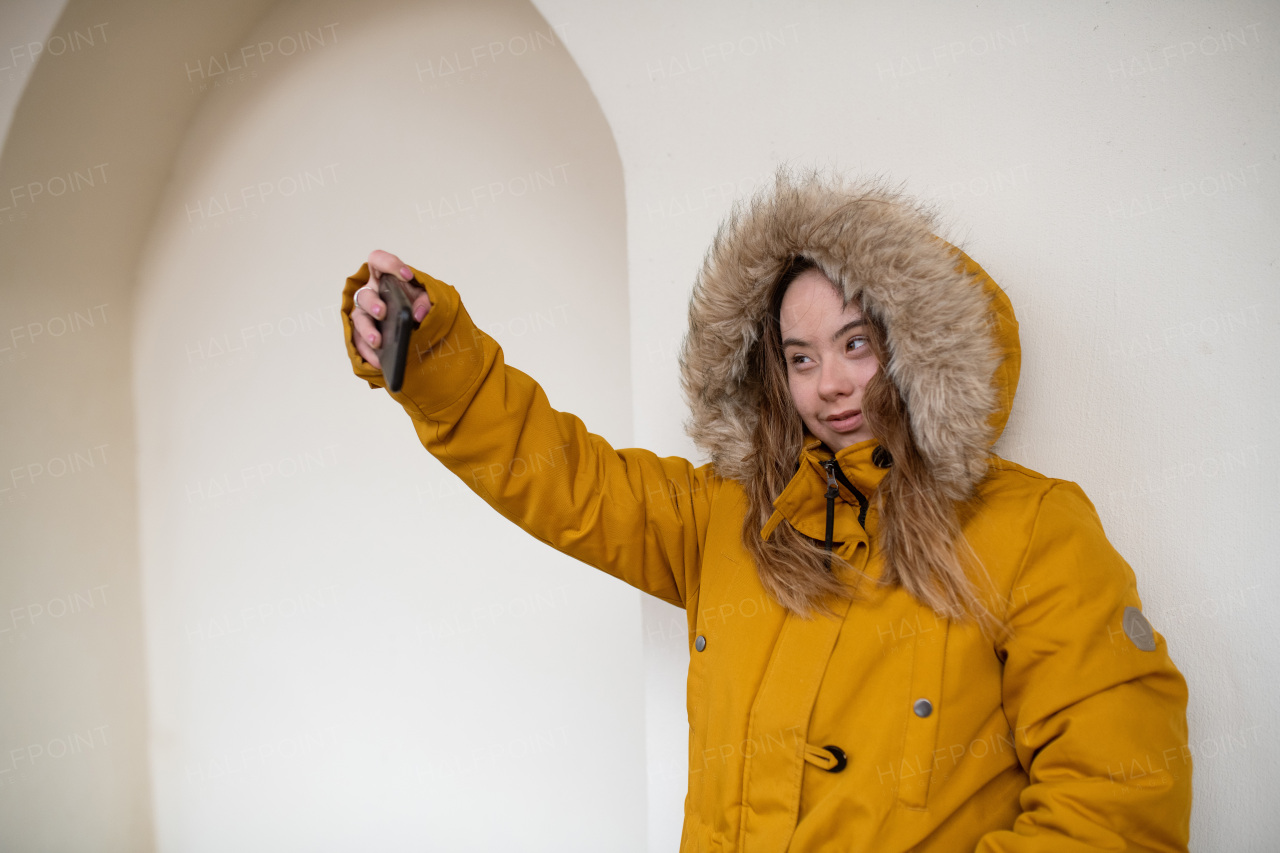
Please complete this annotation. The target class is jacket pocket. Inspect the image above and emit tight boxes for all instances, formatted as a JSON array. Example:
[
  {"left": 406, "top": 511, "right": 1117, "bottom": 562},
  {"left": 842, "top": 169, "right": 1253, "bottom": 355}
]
[{"left": 897, "top": 615, "right": 950, "bottom": 810}]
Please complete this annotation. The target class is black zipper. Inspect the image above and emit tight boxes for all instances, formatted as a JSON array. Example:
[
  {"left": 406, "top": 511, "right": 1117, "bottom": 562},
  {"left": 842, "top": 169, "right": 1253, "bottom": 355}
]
[
  {"left": 823, "top": 458, "right": 869, "bottom": 530},
  {"left": 821, "top": 460, "right": 839, "bottom": 553}
]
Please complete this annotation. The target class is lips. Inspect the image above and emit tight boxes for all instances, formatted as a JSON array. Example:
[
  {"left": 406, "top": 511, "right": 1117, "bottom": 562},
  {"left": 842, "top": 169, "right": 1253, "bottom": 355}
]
[{"left": 826, "top": 410, "right": 863, "bottom": 431}]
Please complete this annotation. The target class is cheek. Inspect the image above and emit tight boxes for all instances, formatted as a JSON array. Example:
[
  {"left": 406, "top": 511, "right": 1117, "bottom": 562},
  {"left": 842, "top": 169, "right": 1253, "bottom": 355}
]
[
  {"left": 857, "top": 357, "right": 880, "bottom": 386},
  {"left": 787, "top": 375, "right": 819, "bottom": 424},
  {"left": 786, "top": 373, "right": 804, "bottom": 408}
]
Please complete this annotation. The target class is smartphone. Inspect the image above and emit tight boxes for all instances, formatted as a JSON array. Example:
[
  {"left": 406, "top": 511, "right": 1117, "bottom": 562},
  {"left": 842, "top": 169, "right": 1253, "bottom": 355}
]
[{"left": 376, "top": 272, "right": 418, "bottom": 393}]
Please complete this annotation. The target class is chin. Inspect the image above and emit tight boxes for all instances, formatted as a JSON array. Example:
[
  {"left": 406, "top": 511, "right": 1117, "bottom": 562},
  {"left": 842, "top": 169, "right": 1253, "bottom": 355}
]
[{"left": 823, "top": 430, "right": 874, "bottom": 452}]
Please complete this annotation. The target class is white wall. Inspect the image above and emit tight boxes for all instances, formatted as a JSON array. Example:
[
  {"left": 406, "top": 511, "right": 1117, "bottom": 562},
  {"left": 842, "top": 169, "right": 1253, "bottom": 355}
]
[
  {"left": 0, "top": 2, "right": 278, "bottom": 850},
  {"left": 0, "top": 1, "right": 1276, "bottom": 851},
  {"left": 531, "top": 2, "right": 1279, "bottom": 849},
  {"left": 130, "top": 0, "right": 639, "bottom": 850}
]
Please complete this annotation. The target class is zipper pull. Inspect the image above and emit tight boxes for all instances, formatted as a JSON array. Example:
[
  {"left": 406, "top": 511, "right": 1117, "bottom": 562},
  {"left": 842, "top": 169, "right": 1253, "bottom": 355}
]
[
  {"left": 821, "top": 459, "right": 839, "bottom": 498},
  {"left": 821, "top": 459, "right": 838, "bottom": 556}
]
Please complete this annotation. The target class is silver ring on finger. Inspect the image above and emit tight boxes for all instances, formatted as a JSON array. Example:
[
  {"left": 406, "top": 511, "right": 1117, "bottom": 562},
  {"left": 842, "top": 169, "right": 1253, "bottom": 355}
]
[{"left": 353, "top": 284, "right": 376, "bottom": 314}]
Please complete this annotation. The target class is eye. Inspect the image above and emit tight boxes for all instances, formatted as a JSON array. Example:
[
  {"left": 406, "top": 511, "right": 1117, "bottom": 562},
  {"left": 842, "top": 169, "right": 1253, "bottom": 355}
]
[
  {"left": 789, "top": 353, "right": 811, "bottom": 367},
  {"left": 848, "top": 336, "right": 869, "bottom": 353}
]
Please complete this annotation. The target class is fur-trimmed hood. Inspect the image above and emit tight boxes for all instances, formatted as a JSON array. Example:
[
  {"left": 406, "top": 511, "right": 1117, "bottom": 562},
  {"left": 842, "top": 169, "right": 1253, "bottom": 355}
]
[{"left": 678, "top": 170, "right": 1021, "bottom": 502}]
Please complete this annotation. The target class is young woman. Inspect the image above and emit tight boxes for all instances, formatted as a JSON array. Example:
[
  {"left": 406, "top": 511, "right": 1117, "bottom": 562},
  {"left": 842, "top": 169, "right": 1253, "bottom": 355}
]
[{"left": 342, "top": 172, "right": 1192, "bottom": 851}]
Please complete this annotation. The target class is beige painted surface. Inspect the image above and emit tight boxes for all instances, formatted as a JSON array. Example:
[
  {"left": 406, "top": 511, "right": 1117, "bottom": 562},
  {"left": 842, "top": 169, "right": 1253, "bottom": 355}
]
[
  {"left": 130, "top": 0, "right": 637, "bottom": 850},
  {"left": 531, "top": 2, "right": 1280, "bottom": 848},
  {"left": 0, "top": 2, "right": 276, "bottom": 850},
  {"left": 1, "top": 1, "right": 1277, "bottom": 851}
]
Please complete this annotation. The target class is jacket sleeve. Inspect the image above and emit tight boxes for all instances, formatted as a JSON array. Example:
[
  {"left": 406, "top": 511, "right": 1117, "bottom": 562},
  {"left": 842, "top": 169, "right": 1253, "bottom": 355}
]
[
  {"left": 340, "top": 263, "right": 712, "bottom": 609},
  {"left": 976, "top": 482, "right": 1193, "bottom": 853}
]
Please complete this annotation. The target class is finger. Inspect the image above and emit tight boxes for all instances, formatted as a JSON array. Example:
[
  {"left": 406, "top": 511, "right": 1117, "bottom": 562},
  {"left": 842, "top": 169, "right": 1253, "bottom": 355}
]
[
  {"left": 411, "top": 291, "right": 433, "bottom": 324},
  {"left": 352, "top": 308, "right": 381, "bottom": 350},
  {"left": 355, "top": 335, "right": 382, "bottom": 370},
  {"left": 353, "top": 316, "right": 382, "bottom": 369},
  {"left": 353, "top": 285, "right": 385, "bottom": 321},
  {"left": 368, "top": 249, "right": 413, "bottom": 282},
  {"left": 352, "top": 304, "right": 381, "bottom": 367}
]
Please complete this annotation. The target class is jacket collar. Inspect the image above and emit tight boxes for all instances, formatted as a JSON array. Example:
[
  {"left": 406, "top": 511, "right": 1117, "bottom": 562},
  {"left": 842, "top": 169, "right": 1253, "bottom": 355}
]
[
  {"left": 760, "top": 430, "right": 891, "bottom": 546},
  {"left": 800, "top": 431, "right": 891, "bottom": 502}
]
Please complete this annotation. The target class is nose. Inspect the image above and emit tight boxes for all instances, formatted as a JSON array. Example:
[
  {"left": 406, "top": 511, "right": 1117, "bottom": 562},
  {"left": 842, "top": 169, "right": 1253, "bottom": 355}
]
[{"left": 817, "top": 360, "right": 855, "bottom": 400}]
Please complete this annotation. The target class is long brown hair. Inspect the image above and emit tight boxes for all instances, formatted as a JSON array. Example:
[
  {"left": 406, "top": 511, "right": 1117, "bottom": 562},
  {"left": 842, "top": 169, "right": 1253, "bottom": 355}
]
[{"left": 743, "top": 256, "right": 1010, "bottom": 641}]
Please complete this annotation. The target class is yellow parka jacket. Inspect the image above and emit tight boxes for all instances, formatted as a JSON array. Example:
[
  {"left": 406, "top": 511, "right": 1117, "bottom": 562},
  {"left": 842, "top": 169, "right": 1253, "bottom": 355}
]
[{"left": 340, "top": 176, "right": 1192, "bottom": 852}]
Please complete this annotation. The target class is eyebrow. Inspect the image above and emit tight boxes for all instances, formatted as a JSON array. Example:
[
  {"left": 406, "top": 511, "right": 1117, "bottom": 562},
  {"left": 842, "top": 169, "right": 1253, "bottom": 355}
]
[{"left": 782, "top": 318, "right": 866, "bottom": 350}]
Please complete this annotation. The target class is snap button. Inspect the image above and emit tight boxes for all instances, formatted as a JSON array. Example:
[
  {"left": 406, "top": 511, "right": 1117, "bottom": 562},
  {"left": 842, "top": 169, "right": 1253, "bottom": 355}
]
[
  {"left": 823, "top": 745, "right": 847, "bottom": 773},
  {"left": 872, "top": 445, "right": 893, "bottom": 468},
  {"left": 913, "top": 698, "right": 933, "bottom": 718},
  {"left": 695, "top": 635, "right": 706, "bottom": 652}
]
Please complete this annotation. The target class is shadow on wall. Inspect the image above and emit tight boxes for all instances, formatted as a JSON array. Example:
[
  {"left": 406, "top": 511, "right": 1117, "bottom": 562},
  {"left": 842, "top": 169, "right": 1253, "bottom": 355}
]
[{"left": 1, "top": 0, "right": 633, "bottom": 850}]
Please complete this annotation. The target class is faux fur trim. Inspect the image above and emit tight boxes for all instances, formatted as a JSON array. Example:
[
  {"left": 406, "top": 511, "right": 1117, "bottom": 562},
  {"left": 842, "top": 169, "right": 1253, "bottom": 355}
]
[{"left": 678, "top": 169, "right": 1010, "bottom": 501}]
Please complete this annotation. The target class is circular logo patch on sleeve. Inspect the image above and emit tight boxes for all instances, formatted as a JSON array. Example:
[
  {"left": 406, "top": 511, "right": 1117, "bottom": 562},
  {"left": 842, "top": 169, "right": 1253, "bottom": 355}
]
[{"left": 1122, "top": 606, "right": 1156, "bottom": 651}]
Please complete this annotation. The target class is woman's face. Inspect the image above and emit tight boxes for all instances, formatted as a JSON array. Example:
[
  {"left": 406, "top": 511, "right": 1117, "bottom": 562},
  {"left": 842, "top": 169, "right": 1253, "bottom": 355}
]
[{"left": 779, "top": 268, "right": 880, "bottom": 452}]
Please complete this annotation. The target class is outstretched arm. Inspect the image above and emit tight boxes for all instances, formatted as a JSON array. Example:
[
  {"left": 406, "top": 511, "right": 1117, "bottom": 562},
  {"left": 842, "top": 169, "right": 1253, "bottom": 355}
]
[{"left": 340, "top": 252, "right": 714, "bottom": 609}]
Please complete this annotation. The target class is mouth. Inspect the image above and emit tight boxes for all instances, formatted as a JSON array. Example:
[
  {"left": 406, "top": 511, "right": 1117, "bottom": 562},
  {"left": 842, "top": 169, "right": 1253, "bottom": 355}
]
[{"left": 826, "top": 410, "right": 863, "bottom": 431}]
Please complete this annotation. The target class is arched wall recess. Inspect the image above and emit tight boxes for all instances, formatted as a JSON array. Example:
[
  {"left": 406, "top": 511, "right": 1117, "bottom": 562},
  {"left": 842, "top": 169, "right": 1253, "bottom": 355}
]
[
  {"left": 132, "top": 0, "right": 638, "bottom": 848},
  {"left": 0, "top": 1, "right": 279, "bottom": 850},
  {"left": 4, "top": 0, "right": 635, "bottom": 850},
  {"left": 131, "top": 1, "right": 636, "bottom": 849}
]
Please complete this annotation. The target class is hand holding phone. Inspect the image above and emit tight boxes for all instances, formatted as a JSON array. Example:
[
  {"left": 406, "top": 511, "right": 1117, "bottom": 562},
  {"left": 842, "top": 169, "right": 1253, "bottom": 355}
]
[
  {"left": 349, "top": 251, "right": 432, "bottom": 389},
  {"left": 350, "top": 252, "right": 435, "bottom": 381},
  {"left": 376, "top": 272, "right": 418, "bottom": 392}
]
